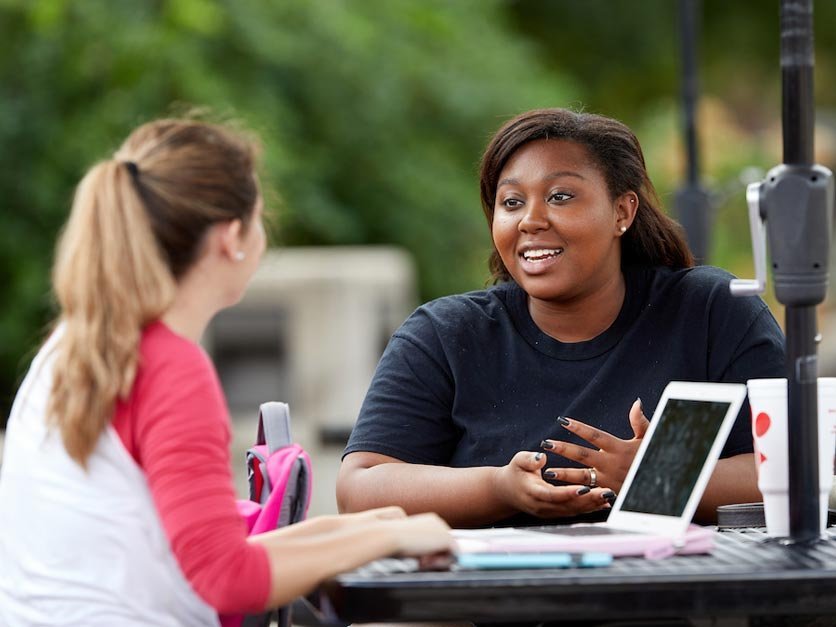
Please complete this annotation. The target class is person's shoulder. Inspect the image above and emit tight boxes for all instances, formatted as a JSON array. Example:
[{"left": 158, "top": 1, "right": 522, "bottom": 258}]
[
  {"left": 412, "top": 283, "right": 514, "bottom": 325},
  {"left": 682, "top": 264, "right": 736, "bottom": 286},
  {"left": 139, "top": 321, "right": 213, "bottom": 377},
  {"left": 641, "top": 264, "right": 732, "bottom": 285},
  {"left": 639, "top": 264, "right": 739, "bottom": 298},
  {"left": 679, "top": 265, "right": 756, "bottom": 305},
  {"left": 419, "top": 283, "right": 511, "bottom": 314},
  {"left": 640, "top": 265, "right": 772, "bottom": 323},
  {"left": 398, "top": 283, "right": 516, "bottom": 340}
]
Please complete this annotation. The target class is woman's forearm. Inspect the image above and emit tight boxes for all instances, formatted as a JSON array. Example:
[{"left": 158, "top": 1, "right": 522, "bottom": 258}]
[
  {"left": 337, "top": 455, "right": 516, "bottom": 527},
  {"left": 250, "top": 513, "right": 451, "bottom": 609},
  {"left": 261, "top": 506, "right": 411, "bottom": 541},
  {"left": 695, "top": 453, "right": 761, "bottom": 523},
  {"left": 257, "top": 514, "right": 355, "bottom": 540},
  {"left": 249, "top": 523, "right": 398, "bottom": 608}
]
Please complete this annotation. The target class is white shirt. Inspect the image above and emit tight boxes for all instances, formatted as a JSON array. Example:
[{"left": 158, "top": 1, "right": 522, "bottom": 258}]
[{"left": 0, "top": 333, "right": 218, "bottom": 626}]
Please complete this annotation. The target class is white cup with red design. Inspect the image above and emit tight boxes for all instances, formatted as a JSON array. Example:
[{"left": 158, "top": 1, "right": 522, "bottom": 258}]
[{"left": 746, "top": 377, "right": 836, "bottom": 537}]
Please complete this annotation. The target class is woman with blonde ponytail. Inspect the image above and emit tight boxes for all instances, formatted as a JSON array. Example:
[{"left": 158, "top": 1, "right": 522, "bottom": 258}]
[{"left": 0, "top": 118, "right": 451, "bottom": 626}]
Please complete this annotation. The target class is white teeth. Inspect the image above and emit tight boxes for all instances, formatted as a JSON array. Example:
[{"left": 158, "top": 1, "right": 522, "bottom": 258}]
[{"left": 522, "top": 248, "right": 562, "bottom": 261}]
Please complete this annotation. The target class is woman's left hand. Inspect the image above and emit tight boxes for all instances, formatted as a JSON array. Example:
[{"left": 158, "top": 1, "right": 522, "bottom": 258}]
[{"left": 540, "top": 399, "right": 649, "bottom": 494}]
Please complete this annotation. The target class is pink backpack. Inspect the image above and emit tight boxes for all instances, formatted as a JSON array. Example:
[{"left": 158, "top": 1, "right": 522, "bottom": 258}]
[{"left": 220, "top": 402, "right": 313, "bottom": 627}]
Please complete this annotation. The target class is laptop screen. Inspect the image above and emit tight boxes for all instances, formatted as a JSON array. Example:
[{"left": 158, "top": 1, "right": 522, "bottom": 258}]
[{"left": 618, "top": 399, "right": 732, "bottom": 517}]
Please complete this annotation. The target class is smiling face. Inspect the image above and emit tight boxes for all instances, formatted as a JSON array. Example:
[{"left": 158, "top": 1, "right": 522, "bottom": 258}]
[{"left": 491, "top": 139, "right": 633, "bottom": 306}]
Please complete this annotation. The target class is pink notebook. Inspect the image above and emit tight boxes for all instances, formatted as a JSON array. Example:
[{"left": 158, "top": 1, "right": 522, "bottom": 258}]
[{"left": 453, "top": 524, "right": 715, "bottom": 560}]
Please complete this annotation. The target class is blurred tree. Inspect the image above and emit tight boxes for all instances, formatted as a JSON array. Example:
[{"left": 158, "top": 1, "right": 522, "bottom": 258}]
[
  {"left": 5, "top": 0, "right": 836, "bottom": 422},
  {"left": 506, "top": 0, "right": 679, "bottom": 127},
  {"left": 507, "top": 0, "right": 836, "bottom": 128},
  {"left": 0, "top": 0, "right": 574, "bottom": 420}
]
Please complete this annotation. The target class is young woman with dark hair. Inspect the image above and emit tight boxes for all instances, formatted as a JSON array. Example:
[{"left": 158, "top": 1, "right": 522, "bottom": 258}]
[
  {"left": 338, "top": 108, "right": 784, "bottom": 529},
  {"left": 479, "top": 108, "right": 694, "bottom": 278}
]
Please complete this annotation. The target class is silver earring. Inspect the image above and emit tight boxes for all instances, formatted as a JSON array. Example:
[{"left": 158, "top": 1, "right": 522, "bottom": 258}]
[
  {"left": 234, "top": 251, "right": 246, "bottom": 261},
  {"left": 620, "top": 226, "right": 627, "bottom": 234}
]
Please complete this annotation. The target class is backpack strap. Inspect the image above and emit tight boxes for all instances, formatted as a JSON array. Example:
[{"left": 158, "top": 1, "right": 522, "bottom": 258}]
[
  {"left": 249, "top": 444, "right": 312, "bottom": 536},
  {"left": 256, "top": 402, "right": 293, "bottom": 453}
]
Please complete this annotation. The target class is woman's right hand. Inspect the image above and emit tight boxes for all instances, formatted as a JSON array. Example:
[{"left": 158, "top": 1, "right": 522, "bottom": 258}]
[
  {"left": 383, "top": 512, "right": 453, "bottom": 556},
  {"left": 494, "top": 451, "right": 610, "bottom": 519}
]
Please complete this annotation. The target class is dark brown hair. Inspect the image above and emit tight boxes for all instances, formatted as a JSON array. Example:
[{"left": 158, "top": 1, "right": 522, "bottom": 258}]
[{"left": 479, "top": 108, "right": 694, "bottom": 282}]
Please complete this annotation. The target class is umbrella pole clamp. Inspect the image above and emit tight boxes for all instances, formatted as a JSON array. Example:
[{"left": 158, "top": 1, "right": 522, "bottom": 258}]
[{"left": 732, "top": 159, "right": 834, "bottom": 545}]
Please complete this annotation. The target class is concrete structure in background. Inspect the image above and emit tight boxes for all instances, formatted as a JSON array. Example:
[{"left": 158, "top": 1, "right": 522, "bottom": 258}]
[{"left": 205, "top": 246, "right": 417, "bottom": 516}]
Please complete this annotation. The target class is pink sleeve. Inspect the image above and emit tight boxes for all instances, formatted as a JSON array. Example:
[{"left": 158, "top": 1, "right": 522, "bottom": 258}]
[{"left": 115, "top": 333, "right": 271, "bottom": 614}]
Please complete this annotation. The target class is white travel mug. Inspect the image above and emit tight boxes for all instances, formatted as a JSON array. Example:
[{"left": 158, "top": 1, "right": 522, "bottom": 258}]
[{"left": 746, "top": 377, "right": 836, "bottom": 537}]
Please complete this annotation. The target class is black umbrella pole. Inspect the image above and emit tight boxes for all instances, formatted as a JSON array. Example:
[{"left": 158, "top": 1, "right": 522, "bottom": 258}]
[
  {"left": 679, "top": 0, "right": 700, "bottom": 186},
  {"left": 785, "top": 307, "right": 821, "bottom": 543},
  {"left": 675, "top": 0, "right": 712, "bottom": 263},
  {"left": 782, "top": 0, "right": 814, "bottom": 166},
  {"left": 780, "top": 0, "right": 823, "bottom": 543}
]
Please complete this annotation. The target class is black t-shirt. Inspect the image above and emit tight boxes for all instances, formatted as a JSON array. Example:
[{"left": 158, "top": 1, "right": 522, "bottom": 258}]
[{"left": 344, "top": 265, "right": 785, "bottom": 526}]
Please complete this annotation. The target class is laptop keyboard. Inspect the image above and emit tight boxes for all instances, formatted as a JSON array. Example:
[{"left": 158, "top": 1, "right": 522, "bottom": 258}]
[{"left": 526, "top": 524, "right": 642, "bottom": 536}]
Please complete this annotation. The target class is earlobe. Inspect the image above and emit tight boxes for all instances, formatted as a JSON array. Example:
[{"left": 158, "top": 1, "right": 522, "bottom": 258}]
[
  {"left": 219, "top": 219, "right": 244, "bottom": 261},
  {"left": 616, "top": 192, "right": 639, "bottom": 235}
]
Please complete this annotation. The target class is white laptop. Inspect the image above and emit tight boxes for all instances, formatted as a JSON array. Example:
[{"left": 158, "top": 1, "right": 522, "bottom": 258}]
[{"left": 454, "top": 381, "right": 748, "bottom": 556}]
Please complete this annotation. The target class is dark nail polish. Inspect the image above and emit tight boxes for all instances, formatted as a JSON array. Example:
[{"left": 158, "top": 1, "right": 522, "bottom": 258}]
[
  {"left": 540, "top": 439, "right": 554, "bottom": 450},
  {"left": 576, "top": 486, "right": 591, "bottom": 495},
  {"left": 534, "top": 452, "right": 544, "bottom": 462},
  {"left": 556, "top": 416, "right": 570, "bottom": 427},
  {"left": 602, "top": 490, "right": 616, "bottom": 503},
  {"left": 543, "top": 470, "right": 556, "bottom": 480}
]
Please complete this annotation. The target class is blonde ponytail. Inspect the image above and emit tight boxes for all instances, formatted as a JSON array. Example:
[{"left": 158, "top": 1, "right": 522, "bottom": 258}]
[
  {"left": 47, "top": 118, "right": 259, "bottom": 467},
  {"left": 49, "top": 160, "right": 175, "bottom": 465}
]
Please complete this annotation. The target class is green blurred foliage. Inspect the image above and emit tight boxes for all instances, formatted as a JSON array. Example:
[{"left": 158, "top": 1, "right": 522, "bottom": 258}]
[
  {"left": 0, "top": 0, "right": 573, "bottom": 417},
  {"left": 508, "top": 0, "right": 836, "bottom": 127},
  {"left": 4, "top": 0, "right": 836, "bottom": 419}
]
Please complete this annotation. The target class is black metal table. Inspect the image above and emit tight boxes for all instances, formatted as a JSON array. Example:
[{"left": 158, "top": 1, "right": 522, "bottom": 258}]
[{"left": 323, "top": 528, "right": 836, "bottom": 625}]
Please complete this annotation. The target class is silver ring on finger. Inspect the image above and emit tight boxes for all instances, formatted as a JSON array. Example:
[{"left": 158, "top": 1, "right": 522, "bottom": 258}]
[{"left": 588, "top": 467, "right": 597, "bottom": 488}]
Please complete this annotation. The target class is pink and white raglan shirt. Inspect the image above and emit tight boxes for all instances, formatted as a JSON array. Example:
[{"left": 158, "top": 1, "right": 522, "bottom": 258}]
[{"left": 0, "top": 322, "right": 270, "bottom": 626}]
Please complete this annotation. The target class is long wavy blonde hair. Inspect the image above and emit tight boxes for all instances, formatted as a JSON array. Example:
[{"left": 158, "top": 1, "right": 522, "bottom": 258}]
[{"left": 48, "top": 119, "right": 259, "bottom": 466}]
